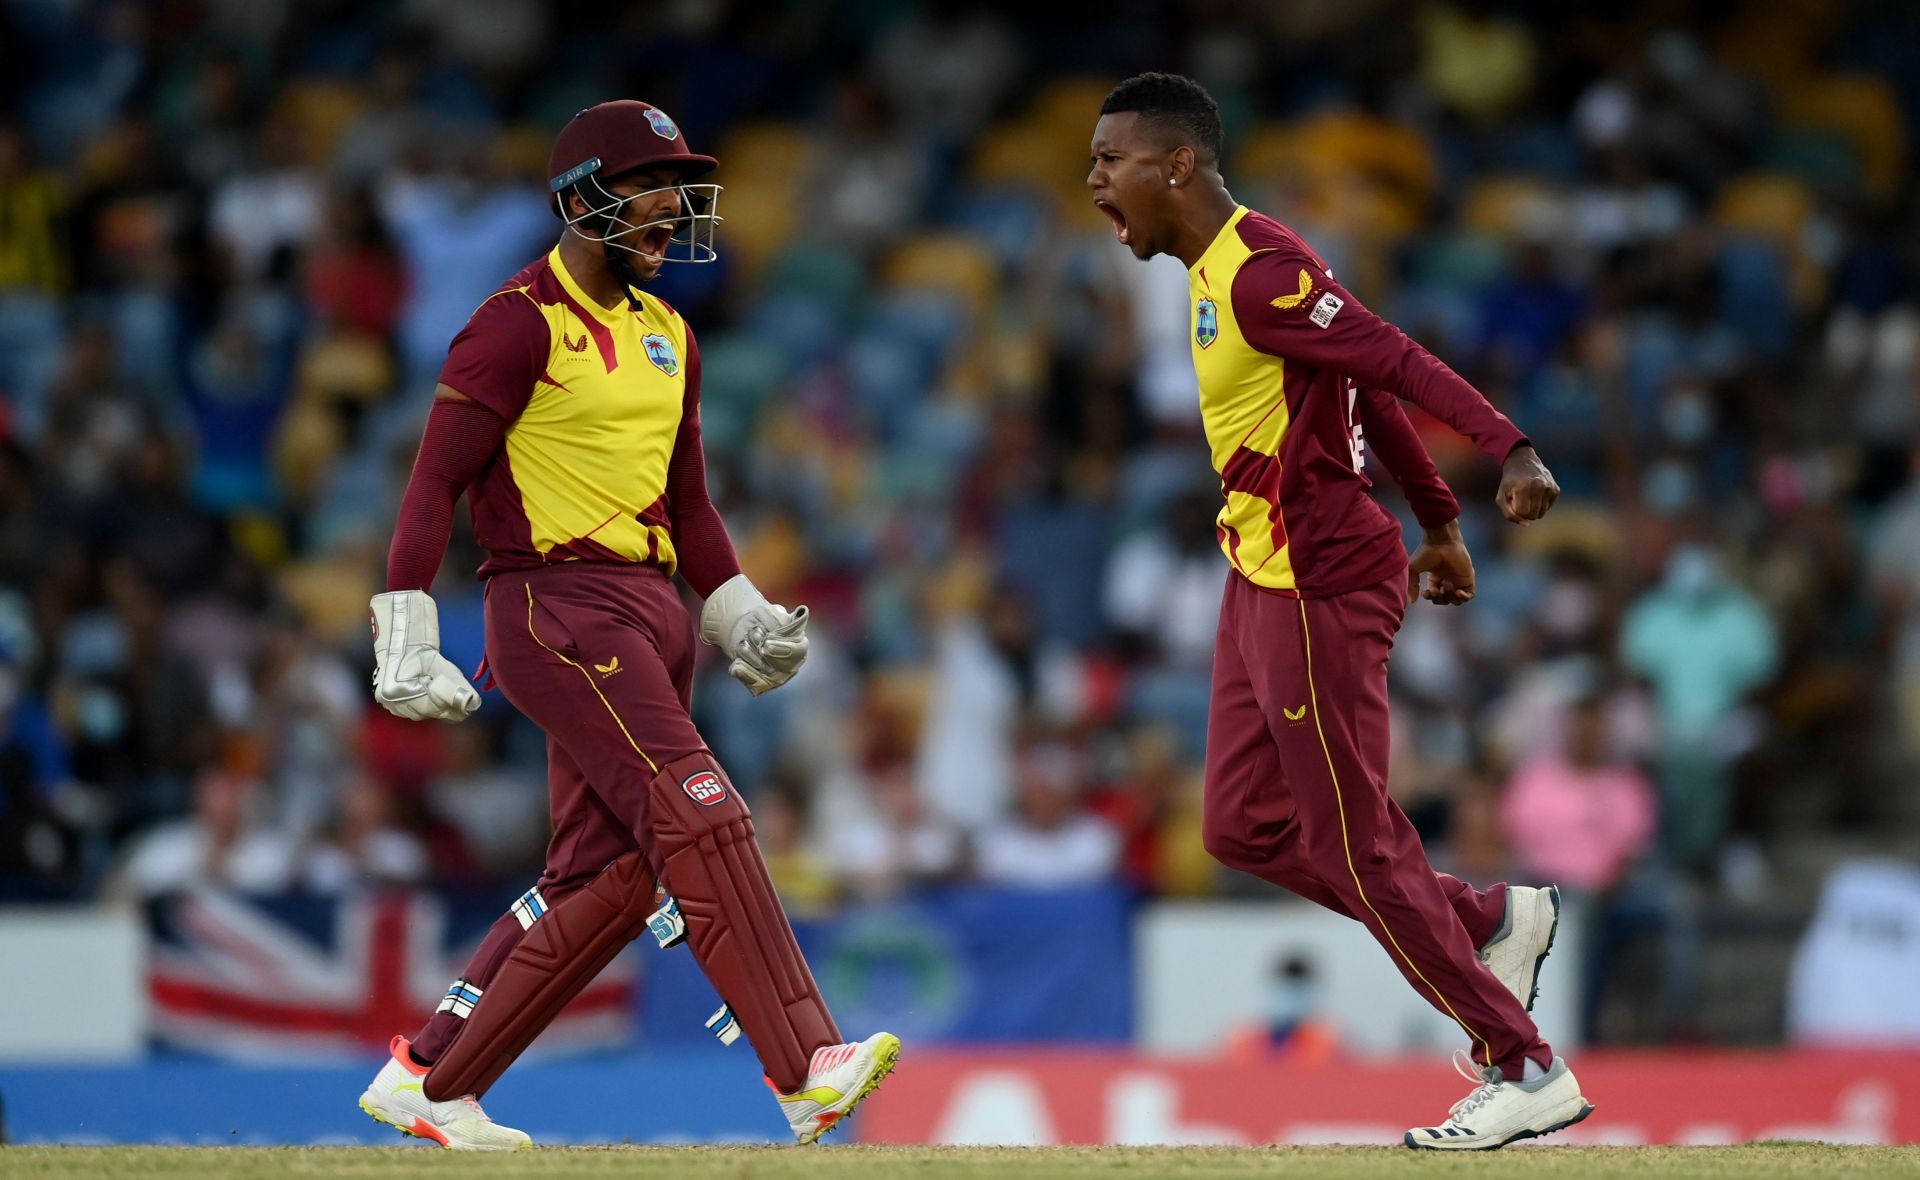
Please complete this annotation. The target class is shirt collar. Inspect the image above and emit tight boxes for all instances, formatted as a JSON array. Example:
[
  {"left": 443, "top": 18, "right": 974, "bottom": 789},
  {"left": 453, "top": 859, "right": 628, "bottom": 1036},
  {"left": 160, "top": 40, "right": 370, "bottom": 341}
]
[
  {"left": 1189, "top": 205, "right": 1251, "bottom": 279},
  {"left": 548, "top": 246, "right": 629, "bottom": 326}
]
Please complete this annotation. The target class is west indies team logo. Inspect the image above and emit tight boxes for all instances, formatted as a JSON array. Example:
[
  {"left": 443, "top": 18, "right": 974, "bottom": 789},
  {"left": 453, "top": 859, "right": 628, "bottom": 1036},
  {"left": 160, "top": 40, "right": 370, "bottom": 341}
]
[
  {"left": 642, "top": 333, "right": 679, "bottom": 376},
  {"left": 1195, "top": 298, "right": 1219, "bottom": 348},
  {"left": 645, "top": 108, "right": 680, "bottom": 140}
]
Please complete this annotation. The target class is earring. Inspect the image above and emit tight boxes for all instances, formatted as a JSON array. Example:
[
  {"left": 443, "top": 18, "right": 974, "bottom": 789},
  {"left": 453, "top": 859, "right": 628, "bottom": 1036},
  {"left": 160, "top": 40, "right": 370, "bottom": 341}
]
[{"left": 1168, "top": 177, "right": 1177, "bottom": 186}]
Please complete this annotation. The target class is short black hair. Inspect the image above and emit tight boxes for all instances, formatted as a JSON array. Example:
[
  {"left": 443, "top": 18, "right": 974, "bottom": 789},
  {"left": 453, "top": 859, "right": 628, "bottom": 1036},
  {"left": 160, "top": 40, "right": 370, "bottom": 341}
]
[{"left": 1100, "top": 72, "right": 1223, "bottom": 162}]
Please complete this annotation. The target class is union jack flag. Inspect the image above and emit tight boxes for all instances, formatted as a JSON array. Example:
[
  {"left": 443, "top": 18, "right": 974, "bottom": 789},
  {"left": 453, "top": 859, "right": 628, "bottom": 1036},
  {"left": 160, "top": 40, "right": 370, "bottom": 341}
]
[{"left": 147, "top": 889, "right": 635, "bottom": 1060}]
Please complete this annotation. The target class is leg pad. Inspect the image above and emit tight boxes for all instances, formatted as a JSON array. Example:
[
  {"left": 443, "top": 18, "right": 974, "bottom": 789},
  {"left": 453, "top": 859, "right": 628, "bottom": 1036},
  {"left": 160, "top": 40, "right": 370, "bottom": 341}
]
[
  {"left": 423, "top": 851, "right": 655, "bottom": 1101},
  {"left": 651, "top": 752, "right": 840, "bottom": 1093}
]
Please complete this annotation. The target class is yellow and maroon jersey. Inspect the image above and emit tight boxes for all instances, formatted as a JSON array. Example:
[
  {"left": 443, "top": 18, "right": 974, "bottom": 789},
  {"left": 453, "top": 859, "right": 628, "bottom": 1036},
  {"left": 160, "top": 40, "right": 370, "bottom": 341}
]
[
  {"left": 1189, "top": 206, "right": 1526, "bottom": 597},
  {"left": 438, "top": 247, "right": 700, "bottom": 579}
]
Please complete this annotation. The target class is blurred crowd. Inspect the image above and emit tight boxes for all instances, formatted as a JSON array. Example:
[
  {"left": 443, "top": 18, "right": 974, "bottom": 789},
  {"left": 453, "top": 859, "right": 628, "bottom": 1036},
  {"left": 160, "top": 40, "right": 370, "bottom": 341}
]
[{"left": 1, "top": 0, "right": 1917, "bottom": 1037}]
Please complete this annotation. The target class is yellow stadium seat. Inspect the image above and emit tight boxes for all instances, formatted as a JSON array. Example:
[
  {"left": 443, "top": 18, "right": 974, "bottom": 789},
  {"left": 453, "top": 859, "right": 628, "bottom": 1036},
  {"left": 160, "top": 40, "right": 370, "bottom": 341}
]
[
  {"left": 1714, "top": 173, "right": 1814, "bottom": 244},
  {"left": 970, "top": 121, "right": 1061, "bottom": 188},
  {"left": 712, "top": 123, "right": 816, "bottom": 277},
  {"left": 1782, "top": 74, "right": 1909, "bottom": 201},
  {"left": 718, "top": 122, "right": 816, "bottom": 183},
  {"left": 882, "top": 233, "right": 998, "bottom": 317},
  {"left": 1030, "top": 77, "right": 1118, "bottom": 141},
  {"left": 1235, "top": 123, "right": 1306, "bottom": 185},
  {"left": 275, "top": 82, "right": 364, "bottom": 165},
  {"left": 972, "top": 81, "right": 1122, "bottom": 224},
  {"left": 491, "top": 124, "right": 551, "bottom": 185},
  {"left": 1459, "top": 175, "right": 1562, "bottom": 240},
  {"left": 1236, "top": 113, "right": 1437, "bottom": 242}
]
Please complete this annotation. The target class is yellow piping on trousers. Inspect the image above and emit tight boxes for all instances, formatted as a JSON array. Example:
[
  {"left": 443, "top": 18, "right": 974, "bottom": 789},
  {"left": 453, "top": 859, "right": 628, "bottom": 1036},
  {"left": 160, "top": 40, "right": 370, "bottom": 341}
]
[
  {"left": 525, "top": 585, "right": 658, "bottom": 774},
  {"left": 1297, "top": 598, "right": 1494, "bottom": 1069}
]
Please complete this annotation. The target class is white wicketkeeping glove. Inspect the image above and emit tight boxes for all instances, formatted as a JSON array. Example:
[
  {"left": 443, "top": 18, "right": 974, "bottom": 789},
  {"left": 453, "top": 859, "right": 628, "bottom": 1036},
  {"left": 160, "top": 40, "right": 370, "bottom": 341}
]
[
  {"left": 370, "top": 590, "right": 481, "bottom": 722},
  {"left": 699, "top": 574, "right": 809, "bottom": 697}
]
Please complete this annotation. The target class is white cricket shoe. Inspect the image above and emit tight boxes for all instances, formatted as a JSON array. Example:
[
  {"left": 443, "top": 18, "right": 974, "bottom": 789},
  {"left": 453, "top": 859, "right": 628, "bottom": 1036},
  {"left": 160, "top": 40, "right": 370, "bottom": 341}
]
[
  {"left": 1404, "top": 1050, "right": 1594, "bottom": 1150},
  {"left": 1478, "top": 884, "right": 1560, "bottom": 1011},
  {"left": 773, "top": 1031, "right": 902, "bottom": 1144},
  {"left": 358, "top": 1035, "right": 532, "bottom": 1150}
]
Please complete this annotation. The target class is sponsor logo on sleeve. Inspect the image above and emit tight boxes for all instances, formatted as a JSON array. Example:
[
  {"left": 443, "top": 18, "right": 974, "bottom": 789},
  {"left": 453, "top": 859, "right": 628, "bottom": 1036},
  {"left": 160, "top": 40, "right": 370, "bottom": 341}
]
[
  {"left": 1271, "top": 268, "right": 1315, "bottom": 309},
  {"left": 1309, "top": 291, "right": 1344, "bottom": 328}
]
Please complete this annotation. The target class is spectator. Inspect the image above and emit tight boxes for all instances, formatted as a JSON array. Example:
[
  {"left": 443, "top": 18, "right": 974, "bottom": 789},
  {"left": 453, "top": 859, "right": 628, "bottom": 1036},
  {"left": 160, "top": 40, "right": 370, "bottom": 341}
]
[
  {"left": 108, "top": 753, "right": 298, "bottom": 898},
  {"left": 1501, "top": 695, "right": 1657, "bottom": 892},
  {"left": 304, "top": 771, "right": 432, "bottom": 893},
  {"left": 915, "top": 583, "right": 1082, "bottom": 832},
  {"left": 0, "top": 655, "right": 78, "bottom": 900},
  {"left": 1621, "top": 540, "right": 1779, "bottom": 873},
  {"left": 975, "top": 742, "right": 1119, "bottom": 889}
]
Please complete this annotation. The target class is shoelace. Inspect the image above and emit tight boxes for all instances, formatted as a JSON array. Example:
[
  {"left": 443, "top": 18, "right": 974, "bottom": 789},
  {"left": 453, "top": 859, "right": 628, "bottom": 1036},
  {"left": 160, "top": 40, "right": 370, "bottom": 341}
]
[
  {"left": 1445, "top": 1048, "right": 1503, "bottom": 1121},
  {"left": 458, "top": 1095, "right": 494, "bottom": 1124}
]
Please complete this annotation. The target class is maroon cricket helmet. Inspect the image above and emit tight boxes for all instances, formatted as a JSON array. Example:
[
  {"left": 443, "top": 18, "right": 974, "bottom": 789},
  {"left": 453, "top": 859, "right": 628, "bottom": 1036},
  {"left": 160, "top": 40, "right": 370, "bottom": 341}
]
[{"left": 546, "top": 100, "right": 717, "bottom": 216}]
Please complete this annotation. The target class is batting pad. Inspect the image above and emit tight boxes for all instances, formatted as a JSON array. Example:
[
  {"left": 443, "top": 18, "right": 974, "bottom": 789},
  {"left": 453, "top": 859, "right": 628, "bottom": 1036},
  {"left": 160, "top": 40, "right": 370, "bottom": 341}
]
[
  {"left": 651, "top": 752, "right": 840, "bottom": 1094},
  {"left": 423, "top": 851, "right": 655, "bottom": 1101}
]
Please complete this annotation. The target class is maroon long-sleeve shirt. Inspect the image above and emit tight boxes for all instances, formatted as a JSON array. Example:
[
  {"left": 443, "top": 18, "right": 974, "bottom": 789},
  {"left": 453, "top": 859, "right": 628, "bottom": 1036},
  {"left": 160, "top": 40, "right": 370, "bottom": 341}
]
[
  {"left": 1188, "top": 206, "right": 1522, "bottom": 595},
  {"left": 386, "top": 248, "right": 740, "bottom": 597}
]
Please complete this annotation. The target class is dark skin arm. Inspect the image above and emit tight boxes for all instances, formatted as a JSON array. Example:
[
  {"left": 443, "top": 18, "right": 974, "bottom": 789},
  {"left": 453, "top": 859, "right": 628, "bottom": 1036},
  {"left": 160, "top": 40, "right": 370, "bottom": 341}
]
[
  {"left": 1497, "top": 444, "right": 1560, "bottom": 525},
  {"left": 1408, "top": 519, "right": 1475, "bottom": 606},
  {"left": 1410, "top": 447, "right": 1558, "bottom": 605}
]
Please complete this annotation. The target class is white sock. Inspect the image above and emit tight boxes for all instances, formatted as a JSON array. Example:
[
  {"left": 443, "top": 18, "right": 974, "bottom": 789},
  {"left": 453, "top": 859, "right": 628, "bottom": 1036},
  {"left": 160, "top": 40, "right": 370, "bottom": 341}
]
[{"left": 1521, "top": 1056, "right": 1548, "bottom": 1081}]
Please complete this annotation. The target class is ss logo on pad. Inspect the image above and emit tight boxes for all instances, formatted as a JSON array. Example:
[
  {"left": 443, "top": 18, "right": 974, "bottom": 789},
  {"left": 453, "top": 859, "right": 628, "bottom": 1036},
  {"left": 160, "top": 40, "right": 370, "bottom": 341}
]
[{"left": 682, "top": 771, "right": 727, "bottom": 806}]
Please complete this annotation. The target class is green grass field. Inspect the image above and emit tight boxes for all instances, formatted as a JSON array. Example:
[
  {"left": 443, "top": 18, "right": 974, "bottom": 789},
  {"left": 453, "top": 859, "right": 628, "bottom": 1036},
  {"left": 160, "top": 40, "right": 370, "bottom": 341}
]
[{"left": 4, "top": 1145, "right": 1917, "bottom": 1179}]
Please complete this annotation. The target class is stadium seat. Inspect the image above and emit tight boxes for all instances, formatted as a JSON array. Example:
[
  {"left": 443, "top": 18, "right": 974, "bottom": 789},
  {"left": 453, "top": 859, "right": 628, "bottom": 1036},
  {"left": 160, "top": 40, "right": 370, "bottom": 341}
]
[
  {"left": 882, "top": 234, "right": 998, "bottom": 319},
  {"left": 1763, "top": 127, "right": 1862, "bottom": 193},
  {"left": 695, "top": 333, "right": 789, "bottom": 455},
  {"left": 1780, "top": 74, "right": 1908, "bottom": 201},
  {"left": 949, "top": 188, "right": 1047, "bottom": 271},
  {"left": 276, "top": 81, "right": 364, "bottom": 164},
  {"left": 712, "top": 123, "right": 818, "bottom": 277},
  {"left": 968, "top": 121, "right": 1086, "bottom": 223},
  {"left": 764, "top": 243, "right": 869, "bottom": 329},
  {"left": 1713, "top": 173, "right": 1814, "bottom": 244},
  {"left": 1458, "top": 176, "right": 1564, "bottom": 242}
]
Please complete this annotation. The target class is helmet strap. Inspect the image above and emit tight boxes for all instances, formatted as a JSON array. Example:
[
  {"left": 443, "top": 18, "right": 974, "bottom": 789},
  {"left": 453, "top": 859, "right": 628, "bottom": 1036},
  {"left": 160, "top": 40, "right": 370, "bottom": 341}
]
[{"left": 605, "top": 243, "right": 647, "bottom": 310}]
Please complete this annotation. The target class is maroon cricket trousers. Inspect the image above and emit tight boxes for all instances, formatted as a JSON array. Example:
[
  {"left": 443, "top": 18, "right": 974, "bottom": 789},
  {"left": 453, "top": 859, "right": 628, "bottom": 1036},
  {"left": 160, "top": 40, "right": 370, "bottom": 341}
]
[
  {"left": 1202, "top": 566, "right": 1551, "bottom": 1077},
  {"left": 411, "top": 563, "right": 710, "bottom": 1062}
]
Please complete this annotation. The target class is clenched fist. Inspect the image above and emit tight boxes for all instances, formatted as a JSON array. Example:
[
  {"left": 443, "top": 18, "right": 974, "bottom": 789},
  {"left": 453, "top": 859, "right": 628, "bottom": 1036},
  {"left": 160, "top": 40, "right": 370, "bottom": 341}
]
[{"left": 1497, "top": 445, "right": 1560, "bottom": 526}]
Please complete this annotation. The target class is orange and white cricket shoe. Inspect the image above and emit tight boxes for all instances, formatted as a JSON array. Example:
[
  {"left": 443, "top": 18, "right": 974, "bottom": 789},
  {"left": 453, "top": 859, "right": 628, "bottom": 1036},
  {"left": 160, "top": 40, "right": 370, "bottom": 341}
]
[
  {"left": 358, "top": 1035, "right": 532, "bottom": 1150},
  {"left": 773, "top": 1032, "right": 902, "bottom": 1144}
]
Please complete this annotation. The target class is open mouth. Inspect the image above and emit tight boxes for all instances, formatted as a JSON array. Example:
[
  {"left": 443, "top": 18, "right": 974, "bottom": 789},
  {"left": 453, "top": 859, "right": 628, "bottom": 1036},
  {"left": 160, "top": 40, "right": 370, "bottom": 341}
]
[
  {"left": 1094, "top": 198, "right": 1129, "bottom": 245},
  {"left": 636, "top": 223, "right": 674, "bottom": 260}
]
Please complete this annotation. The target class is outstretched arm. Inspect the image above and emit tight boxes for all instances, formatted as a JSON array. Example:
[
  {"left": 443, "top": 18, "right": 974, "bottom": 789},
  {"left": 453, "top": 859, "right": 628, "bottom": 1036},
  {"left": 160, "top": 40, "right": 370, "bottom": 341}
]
[{"left": 1234, "top": 254, "right": 1559, "bottom": 523}]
